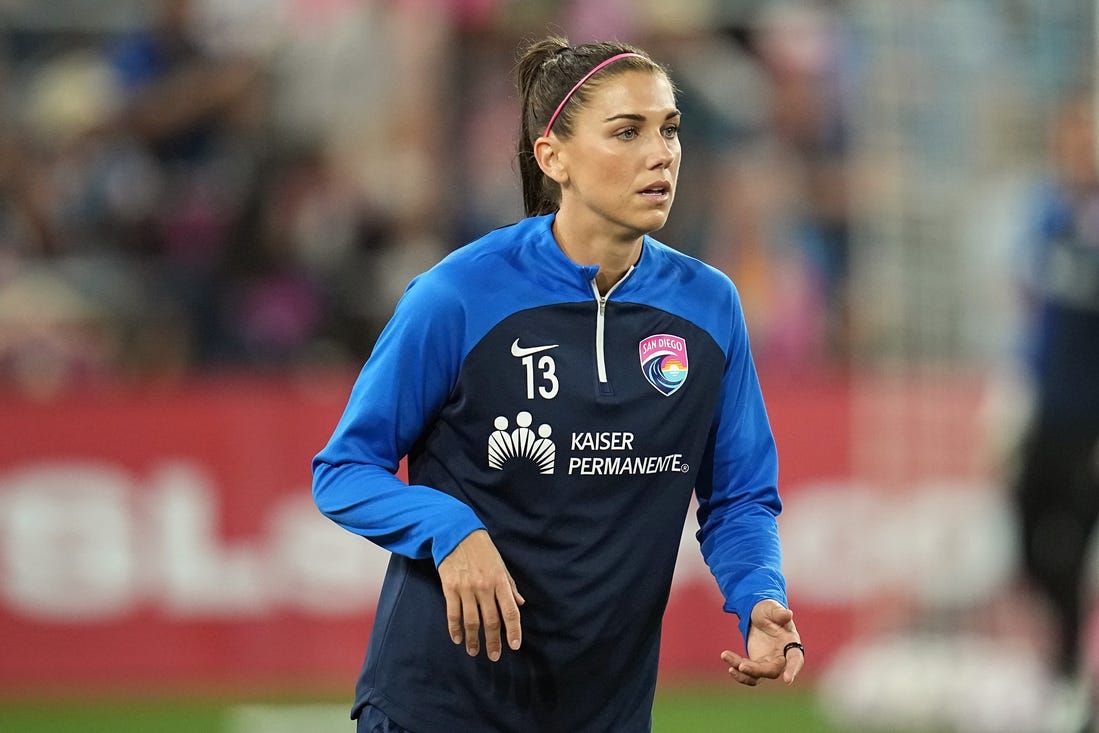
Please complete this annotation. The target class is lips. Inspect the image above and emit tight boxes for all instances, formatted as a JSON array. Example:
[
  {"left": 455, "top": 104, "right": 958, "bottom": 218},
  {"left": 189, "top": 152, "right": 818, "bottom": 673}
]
[{"left": 640, "top": 181, "right": 671, "bottom": 198}]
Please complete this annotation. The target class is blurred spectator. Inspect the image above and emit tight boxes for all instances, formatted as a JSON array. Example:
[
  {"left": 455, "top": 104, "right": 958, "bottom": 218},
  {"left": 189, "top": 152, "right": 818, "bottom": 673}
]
[
  {"left": 664, "top": 0, "right": 856, "bottom": 369},
  {"left": 752, "top": 0, "right": 853, "bottom": 359},
  {"left": 0, "top": 0, "right": 456, "bottom": 390},
  {"left": 666, "top": 23, "right": 824, "bottom": 363},
  {"left": 0, "top": 0, "right": 869, "bottom": 395},
  {"left": 260, "top": 0, "right": 457, "bottom": 360},
  {"left": 1010, "top": 87, "right": 1099, "bottom": 733},
  {"left": 4, "top": 0, "right": 1055, "bottom": 396},
  {"left": 107, "top": 0, "right": 268, "bottom": 364},
  {"left": 0, "top": 32, "right": 136, "bottom": 395}
]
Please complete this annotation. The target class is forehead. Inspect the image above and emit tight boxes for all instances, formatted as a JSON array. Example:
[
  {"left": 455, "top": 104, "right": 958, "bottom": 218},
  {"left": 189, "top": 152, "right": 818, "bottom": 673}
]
[{"left": 580, "top": 70, "right": 678, "bottom": 117}]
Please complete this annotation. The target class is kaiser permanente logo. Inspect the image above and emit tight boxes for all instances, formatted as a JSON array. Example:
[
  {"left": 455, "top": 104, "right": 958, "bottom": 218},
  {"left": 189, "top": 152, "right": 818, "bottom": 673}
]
[
  {"left": 488, "top": 412, "right": 556, "bottom": 474},
  {"left": 488, "top": 412, "right": 688, "bottom": 476}
]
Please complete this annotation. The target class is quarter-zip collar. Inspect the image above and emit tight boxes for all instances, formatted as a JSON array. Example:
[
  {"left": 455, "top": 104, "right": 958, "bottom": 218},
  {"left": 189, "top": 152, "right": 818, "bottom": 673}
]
[
  {"left": 527, "top": 214, "right": 646, "bottom": 389},
  {"left": 591, "top": 266, "right": 635, "bottom": 385},
  {"left": 530, "top": 213, "right": 648, "bottom": 295}
]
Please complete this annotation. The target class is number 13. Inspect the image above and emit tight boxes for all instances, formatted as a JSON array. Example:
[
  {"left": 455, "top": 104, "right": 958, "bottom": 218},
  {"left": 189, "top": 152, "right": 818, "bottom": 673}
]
[{"left": 522, "top": 355, "right": 559, "bottom": 399}]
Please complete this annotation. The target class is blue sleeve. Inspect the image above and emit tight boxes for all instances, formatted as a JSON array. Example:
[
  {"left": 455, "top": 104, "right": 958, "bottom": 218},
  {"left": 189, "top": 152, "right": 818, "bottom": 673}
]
[
  {"left": 312, "top": 272, "right": 486, "bottom": 566},
  {"left": 694, "top": 289, "right": 786, "bottom": 646}
]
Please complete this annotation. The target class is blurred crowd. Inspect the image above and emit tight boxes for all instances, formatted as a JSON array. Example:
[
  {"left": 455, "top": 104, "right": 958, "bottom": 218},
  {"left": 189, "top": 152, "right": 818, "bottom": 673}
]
[
  {"left": 1, "top": 0, "right": 452, "bottom": 396},
  {"left": 0, "top": 0, "right": 1086, "bottom": 398},
  {"left": 0, "top": 0, "right": 863, "bottom": 397}
]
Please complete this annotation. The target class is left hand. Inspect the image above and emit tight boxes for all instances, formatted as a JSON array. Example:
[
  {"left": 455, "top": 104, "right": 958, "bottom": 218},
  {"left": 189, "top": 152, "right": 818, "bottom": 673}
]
[{"left": 721, "top": 599, "right": 804, "bottom": 687}]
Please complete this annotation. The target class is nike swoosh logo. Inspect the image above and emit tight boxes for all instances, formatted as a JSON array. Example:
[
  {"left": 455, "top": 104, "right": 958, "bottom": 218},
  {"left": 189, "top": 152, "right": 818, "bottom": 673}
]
[{"left": 510, "top": 339, "right": 559, "bottom": 358}]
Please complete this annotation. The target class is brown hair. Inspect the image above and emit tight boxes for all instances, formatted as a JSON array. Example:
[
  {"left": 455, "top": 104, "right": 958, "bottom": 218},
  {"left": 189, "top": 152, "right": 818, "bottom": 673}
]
[{"left": 515, "top": 37, "right": 671, "bottom": 217}]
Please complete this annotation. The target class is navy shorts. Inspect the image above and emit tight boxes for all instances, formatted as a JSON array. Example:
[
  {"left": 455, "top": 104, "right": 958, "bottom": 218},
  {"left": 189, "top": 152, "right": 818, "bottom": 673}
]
[{"left": 356, "top": 703, "right": 415, "bottom": 733}]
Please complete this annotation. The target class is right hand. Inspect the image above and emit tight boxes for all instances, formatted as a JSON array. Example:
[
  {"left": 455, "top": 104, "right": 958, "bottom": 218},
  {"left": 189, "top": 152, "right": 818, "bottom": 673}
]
[{"left": 437, "top": 529, "right": 524, "bottom": 661}]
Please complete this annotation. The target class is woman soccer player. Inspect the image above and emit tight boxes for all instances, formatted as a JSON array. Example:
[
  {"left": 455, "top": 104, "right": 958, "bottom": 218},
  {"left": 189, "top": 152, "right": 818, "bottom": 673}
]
[{"left": 313, "top": 36, "right": 804, "bottom": 732}]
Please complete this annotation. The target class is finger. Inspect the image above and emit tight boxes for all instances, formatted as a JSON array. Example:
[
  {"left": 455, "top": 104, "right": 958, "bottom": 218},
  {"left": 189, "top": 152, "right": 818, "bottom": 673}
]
[
  {"left": 461, "top": 590, "right": 481, "bottom": 657},
  {"left": 509, "top": 575, "right": 526, "bottom": 607},
  {"left": 783, "top": 648, "right": 805, "bottom": 685},
  {"left": 721, "top": 650, "right": 745, "bottom": 667},
  {"left": 480, "top": 593, "right": 503, "bottom": 662},
  {"left": 728, "top": 666, "right": 760, "bottom": 686},
  {"left": 498, "top": 583, "right": 523, "bottom": 651},
  {"left": 444, "top": 587, "right": 463, "bottom": 646},
  {"left": 736, "top": 657, "right": 784, "bottom": 681},
  {"left": 721, "top": 651, "right": 760, "bottom": 686},
  {"left": 725, "top": 644, "right": 787, "bottom": 682},
  {"left": 725, "top": 662, "right": 759, "bottom": 685}
]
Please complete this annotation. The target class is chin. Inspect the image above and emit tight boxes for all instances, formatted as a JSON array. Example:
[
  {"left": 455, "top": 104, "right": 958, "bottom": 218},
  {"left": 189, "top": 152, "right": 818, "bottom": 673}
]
[
  {"left": 605, "top": 209, "right": 672, "bottom": 240},
  {"left": 638, "top": 211, "right": 671, "bottom": 234}
]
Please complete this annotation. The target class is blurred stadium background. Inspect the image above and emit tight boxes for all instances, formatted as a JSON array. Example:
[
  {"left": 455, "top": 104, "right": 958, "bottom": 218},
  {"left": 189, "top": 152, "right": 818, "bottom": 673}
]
[{"left": 0, "top": 0, "right": 1096, "bottom": 730}]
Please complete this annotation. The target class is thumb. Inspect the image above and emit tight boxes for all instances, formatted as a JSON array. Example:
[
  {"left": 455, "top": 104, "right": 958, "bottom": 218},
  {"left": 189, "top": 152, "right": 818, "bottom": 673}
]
[
  {"left": 754, "top": 601, "right": 793, "bottom": 631},
  {"left": 769, "top": 604, "right": 793, "bottom": 625}
]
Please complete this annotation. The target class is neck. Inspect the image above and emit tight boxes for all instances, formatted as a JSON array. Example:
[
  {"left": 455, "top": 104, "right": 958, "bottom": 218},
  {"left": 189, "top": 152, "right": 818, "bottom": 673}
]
[{"left": 551, "top": 215, "right": 642, "bottom": 295}]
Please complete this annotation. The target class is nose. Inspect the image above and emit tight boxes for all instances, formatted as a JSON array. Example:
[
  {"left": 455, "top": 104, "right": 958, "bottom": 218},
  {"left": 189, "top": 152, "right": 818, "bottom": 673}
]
[{"left": 648, "top": 131, "right": 675, "bottom": 169}]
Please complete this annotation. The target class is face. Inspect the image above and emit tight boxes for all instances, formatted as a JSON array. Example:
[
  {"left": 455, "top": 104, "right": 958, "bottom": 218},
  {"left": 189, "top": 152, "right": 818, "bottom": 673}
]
[{"left": 549, "top": 70, "right": 681, "bottom": 240}]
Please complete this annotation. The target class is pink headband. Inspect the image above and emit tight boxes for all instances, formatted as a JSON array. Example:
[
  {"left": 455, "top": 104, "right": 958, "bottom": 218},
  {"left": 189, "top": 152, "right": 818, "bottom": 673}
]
[{"left": 542, "top": 52, "right": 646, "bottom": 137}]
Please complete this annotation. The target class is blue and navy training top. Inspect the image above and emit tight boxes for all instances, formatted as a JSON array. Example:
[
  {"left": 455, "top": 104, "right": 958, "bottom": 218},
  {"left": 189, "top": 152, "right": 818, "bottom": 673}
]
[
  {"left": 312, "top": 214, "right": 786, "bottom": 732},
  {"left": 1023, "top": 182, "right": 1099, "bottom": 427}
]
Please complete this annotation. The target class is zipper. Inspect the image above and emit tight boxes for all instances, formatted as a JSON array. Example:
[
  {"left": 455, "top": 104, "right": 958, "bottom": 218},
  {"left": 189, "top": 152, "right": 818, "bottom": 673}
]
[
  {"left": 590, "top": 267, "right": 634, "bottom": 384},
  {"left": 595, "top": 292, "right": 609, "bottom": 382}
]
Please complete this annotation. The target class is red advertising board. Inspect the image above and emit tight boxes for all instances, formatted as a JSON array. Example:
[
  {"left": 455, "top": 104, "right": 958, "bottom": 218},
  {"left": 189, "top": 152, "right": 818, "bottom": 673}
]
[{"left": 0, "top": 369, "right": 998, "bottom": 695}]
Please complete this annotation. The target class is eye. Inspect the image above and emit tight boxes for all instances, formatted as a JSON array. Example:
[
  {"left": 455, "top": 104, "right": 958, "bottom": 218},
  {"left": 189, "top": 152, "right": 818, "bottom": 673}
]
[
  {"left": 616, "top": 127, "right": 639, "bottom": 140},
  {"left": 662, "top": 124, "right": 679, "bottom": 139}
]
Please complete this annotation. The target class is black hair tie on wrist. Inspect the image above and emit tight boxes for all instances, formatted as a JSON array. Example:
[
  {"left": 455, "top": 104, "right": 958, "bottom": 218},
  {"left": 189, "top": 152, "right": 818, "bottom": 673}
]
[{"left": 783, "top": 642, "right": 805, "bottom": 658}]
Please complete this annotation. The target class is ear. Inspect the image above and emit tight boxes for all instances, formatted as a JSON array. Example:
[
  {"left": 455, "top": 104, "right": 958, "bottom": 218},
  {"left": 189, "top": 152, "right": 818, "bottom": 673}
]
[{"left": 533, "top": 136, "right": 568, "bottom": 185}]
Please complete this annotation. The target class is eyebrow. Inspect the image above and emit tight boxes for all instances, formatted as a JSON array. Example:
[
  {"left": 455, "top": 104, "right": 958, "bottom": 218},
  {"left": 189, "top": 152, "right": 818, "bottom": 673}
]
[{"left": 603, "top": 110, "right": 682, "bottom": 123}]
